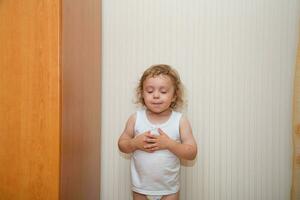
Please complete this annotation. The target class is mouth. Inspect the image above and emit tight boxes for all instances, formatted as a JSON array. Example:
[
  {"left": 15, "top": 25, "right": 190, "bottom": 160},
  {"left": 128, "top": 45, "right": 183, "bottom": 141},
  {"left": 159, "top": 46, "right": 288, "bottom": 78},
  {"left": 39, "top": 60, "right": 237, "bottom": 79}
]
[{"left": 151, "top": 102, "right": 163, "bottom": 105}]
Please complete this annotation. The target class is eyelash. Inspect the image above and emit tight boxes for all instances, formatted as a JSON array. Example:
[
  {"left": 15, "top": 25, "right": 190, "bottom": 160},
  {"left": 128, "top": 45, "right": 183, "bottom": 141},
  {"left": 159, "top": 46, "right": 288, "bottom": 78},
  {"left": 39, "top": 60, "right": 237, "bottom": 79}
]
[{"left": 146, "top": 91, "right": 167, "bottom": 94}]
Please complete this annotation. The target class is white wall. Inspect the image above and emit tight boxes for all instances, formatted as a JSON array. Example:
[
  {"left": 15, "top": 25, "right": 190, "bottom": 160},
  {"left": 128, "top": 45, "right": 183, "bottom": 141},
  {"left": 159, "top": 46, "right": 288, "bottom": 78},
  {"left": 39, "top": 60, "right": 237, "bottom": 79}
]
[{"left": 101, "top": 0, "right": 300, "bottom": 199}]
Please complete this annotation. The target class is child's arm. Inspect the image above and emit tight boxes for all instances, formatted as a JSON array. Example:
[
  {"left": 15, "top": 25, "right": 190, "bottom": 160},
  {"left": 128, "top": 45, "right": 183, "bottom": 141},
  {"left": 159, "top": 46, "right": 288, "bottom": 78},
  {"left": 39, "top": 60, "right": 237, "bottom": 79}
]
[
  {"left": 144, "top": 116, "right": 197, "bottom": 160},
  {"left": 118, "top": 114, "right": 155, "bottom": 154}
]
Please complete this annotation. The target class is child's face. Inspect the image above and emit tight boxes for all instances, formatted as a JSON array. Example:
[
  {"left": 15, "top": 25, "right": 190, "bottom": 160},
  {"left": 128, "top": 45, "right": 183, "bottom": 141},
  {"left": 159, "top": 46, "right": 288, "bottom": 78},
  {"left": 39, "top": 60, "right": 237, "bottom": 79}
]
[{"left": 142, "top": 74, "right": 176, "bottom": 114}]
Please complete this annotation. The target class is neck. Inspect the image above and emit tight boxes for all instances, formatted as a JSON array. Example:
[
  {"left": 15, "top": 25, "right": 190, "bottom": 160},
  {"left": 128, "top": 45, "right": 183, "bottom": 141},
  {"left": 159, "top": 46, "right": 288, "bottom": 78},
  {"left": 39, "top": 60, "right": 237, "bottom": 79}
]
[{"left": 146, "top": 108, "right": 172, "bottom": 116}]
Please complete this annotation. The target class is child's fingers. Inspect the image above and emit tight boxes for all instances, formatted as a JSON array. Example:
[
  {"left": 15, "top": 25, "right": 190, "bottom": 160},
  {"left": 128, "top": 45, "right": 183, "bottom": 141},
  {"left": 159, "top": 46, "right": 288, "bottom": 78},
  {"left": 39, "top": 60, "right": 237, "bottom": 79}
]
[
  {"left": 158, "top": 128, "right": 166, "bottom": 135},
  {"left": 144, "top": 143, "right": 157, "bottom": 149},
  {"left": 148, "top": 146, "right": 159, "bottom": 151},
  {"left": 145, "top": 138, "right": 156, "bottom": 143},
  {"left": 145, "top": 131, "right": 151, "bottom": 135},
  {"left": 147, "top": 134, "right": 158, "bottom": 139}
]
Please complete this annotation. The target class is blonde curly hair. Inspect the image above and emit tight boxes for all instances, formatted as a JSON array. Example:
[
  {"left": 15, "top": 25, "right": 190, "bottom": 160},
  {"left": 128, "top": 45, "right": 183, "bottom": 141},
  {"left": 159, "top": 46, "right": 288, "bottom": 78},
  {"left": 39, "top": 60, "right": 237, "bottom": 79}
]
[{"left": 135, "top": 64, "right": 186, "bottom": 110}]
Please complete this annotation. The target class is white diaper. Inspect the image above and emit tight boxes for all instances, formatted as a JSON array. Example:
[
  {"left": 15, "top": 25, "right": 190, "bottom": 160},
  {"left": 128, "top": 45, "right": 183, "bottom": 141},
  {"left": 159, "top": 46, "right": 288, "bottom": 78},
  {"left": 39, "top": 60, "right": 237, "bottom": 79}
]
[{"left": 147, "top": 195, "right": 162, "bottom": 200}]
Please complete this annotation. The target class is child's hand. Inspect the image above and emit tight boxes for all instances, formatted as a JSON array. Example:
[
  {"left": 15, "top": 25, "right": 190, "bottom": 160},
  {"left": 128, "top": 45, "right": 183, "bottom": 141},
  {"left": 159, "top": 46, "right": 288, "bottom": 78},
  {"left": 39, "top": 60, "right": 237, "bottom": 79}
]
[
  {"left": 144, "top": 128, "right": 174, "bottom": 151},
  {"left": 132, "top": 131, "right": 156, "bottom": 153}
]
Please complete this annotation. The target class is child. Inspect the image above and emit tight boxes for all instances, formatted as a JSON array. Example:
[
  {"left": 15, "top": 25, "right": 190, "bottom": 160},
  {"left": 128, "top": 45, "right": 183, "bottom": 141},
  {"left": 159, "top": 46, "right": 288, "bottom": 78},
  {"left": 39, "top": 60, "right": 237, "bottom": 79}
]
[{"left": 118, "top": 64, "right": 197, "bottom": 200}]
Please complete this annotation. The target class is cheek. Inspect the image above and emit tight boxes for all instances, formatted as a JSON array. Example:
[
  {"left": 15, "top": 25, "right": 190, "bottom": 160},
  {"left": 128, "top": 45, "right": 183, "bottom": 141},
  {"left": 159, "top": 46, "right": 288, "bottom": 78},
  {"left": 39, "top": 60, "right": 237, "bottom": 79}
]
[
  {"left": 142, "top": 91, "right": 148, "bottom": 98},
  {"left": 142, "top": 93, "right": 151, "bottom": 101},
  {"left": 165, "top": 94, "right": 176, "bottom": 101}
]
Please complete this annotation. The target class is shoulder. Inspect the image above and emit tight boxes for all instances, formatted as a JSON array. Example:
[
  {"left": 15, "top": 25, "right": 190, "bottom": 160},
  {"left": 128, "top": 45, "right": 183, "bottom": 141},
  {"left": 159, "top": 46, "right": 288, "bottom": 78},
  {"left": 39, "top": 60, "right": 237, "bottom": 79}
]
[
  {"left": 122, "top": 112, "right": 137, "bottom": 137},
  {"left": 179, "top": 114, "right": 192, "bottom": 129},
  {"left": 178, "top": 114, "right": 195, "bottom": 143},
  {"left": 126, "top": 112, "right": 137, "bottom": 125}
]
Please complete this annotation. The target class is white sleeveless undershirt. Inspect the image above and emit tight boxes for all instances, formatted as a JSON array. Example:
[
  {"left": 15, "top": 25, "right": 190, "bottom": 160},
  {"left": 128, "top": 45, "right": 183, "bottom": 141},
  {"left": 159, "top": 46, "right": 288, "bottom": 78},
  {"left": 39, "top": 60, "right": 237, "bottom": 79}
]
[{"left": 131, "top": 109, "right": 182, "bottom": 195}]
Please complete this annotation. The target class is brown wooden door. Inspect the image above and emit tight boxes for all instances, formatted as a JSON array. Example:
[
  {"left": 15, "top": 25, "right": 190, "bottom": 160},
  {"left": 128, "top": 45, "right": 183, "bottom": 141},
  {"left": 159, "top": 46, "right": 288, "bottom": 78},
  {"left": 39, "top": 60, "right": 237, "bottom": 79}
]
[{"left": 0, "top": 0, "right": 101, "bottom": 199}]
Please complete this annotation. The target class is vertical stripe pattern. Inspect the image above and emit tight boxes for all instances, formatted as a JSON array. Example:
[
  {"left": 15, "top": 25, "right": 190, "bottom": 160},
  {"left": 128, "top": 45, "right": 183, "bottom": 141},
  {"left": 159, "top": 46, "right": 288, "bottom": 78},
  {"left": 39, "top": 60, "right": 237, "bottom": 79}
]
[{"left": 101, "top": 0, "right": 300, "bottom": 199}]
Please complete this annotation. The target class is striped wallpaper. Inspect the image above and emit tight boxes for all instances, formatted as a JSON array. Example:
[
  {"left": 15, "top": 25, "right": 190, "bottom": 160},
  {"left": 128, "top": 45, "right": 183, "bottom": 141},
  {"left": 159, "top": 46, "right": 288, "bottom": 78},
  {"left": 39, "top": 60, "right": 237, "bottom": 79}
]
[{"left": 101, "top": 0, "right": 300, "bottom": 199}]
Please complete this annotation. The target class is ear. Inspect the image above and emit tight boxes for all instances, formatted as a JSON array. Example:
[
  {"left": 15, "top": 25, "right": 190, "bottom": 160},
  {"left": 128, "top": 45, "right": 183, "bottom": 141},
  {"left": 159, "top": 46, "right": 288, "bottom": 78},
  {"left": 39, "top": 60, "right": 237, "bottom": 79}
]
[
  {"left": 172, "top": 92, "right": 177, "bottom": 102},
  {"left": 172, "top": 96, "right": 177, "bottom": 102},
  {"left": 141, "top": 90, "right": 145, "bottom": 98}
]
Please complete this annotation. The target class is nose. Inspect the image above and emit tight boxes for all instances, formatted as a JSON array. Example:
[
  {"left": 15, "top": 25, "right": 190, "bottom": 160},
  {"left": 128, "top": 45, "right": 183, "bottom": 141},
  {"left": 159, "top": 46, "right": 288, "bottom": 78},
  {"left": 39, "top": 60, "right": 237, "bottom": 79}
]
[{"left": 153, "top": 91, "right": 160, "bottom": 98}]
